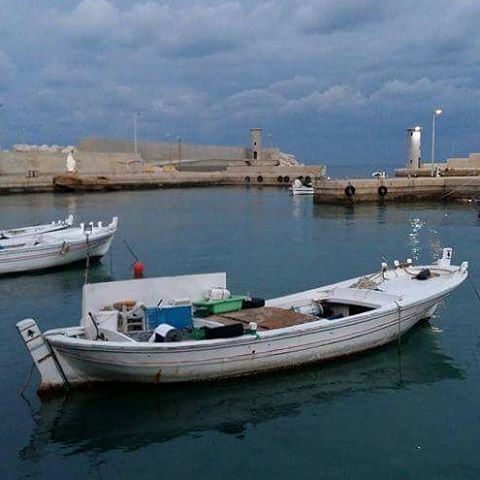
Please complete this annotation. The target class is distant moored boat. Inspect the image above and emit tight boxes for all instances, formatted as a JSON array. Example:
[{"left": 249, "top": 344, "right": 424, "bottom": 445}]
[
  {"left": 0, "top": 217, "right": 118, "bottom": 275},
  {"left": 0, "top": 214, "right": 74, "bottom": 239}
]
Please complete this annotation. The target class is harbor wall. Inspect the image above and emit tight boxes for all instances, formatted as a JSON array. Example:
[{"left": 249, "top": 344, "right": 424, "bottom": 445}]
[
  {"left": 51, "top": 165, "right": 325, "bottom": 192},
  {"left": 0, "top": 149, "right": 325, "bottom": 193},
  {"left": 78, "top": 137, "right": 249, "bottom": 162},
  {"left": 396, "top": 153, "right": 480, "bottom": 177},
  {"left": 0, "top": 151, "right": 141, "bottom": 177},
  {"left": 314, "top": 177, "right": 480, "bottom": 204},
  {"left": 77, "top": 137, "right": 298, "bottom": 166}
]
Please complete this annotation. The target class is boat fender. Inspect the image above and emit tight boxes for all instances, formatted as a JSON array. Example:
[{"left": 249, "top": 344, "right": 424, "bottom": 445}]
[
  {"left": 257, "top": 175, "right": 263, "bottom": 182},
  {"left": 378, "top": 185, "right": 388, "bottom": 196},
  {"left": 283, "top": 176, "right": 290, "bottom": 183},
  {"left": 245, "top": 176, "right": 251, "bottom": 183},
  {"left": 133, "top": 261, "right": 144, "bottom": 279},
  {"left": 415, "top": 269, "right": 431, "bottom": 280},
  {"left": 277, "top": 175, "right": 283, "bottom": 182},
  {"left": 345, "top": 184, "right": 356, "bottom": 197}
]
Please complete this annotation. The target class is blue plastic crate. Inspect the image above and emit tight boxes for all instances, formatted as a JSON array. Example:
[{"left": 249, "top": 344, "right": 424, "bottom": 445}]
[{"left": 146, "top": 305, "right": 192, "bottom": 330}]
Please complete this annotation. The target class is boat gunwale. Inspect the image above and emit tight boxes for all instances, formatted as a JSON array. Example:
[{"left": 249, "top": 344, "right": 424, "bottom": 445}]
[
  {"left": 42, "top": 279, "right": 461, "bottom": 354},
  {"left": 0, "top": 230, "right": 115, "bottom": 259}
]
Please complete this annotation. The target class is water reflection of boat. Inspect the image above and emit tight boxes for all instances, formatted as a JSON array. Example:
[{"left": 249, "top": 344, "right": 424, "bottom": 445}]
[{"left": 19, "top": 324, "right": 462, "bottom": 459}]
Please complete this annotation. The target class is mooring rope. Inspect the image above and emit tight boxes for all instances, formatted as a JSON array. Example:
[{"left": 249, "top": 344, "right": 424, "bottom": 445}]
[
  {"left": 122, "top": 237, "right": 140, "bottom": 262},
  {"left": 19, "top": 362, "right": 35, "bottom": 396},
  {"left": 84, "top": 230, "right": 91, "bottom": 285},
  {"left": 439, "top": 175, "right": 480, "bottom": 200}
]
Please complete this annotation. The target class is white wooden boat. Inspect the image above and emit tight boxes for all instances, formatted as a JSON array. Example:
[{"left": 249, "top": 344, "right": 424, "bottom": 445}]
[
  {"left": 289, "top": 179, "right": 314, "bottom": 195},
  {"left": 0, "top": 215, "right": 74, "bottom": 239},
  {"left": 0, "top": 217, "right": 117, "bottom": 275},
  {"left": 17, "top": 248, "right": 467, "bottom": 394}
]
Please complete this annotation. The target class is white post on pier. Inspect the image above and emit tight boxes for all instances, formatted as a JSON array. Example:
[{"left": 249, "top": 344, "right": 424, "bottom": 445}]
[{"left": 430, "top": 108, "right": 442, "bottom": 176}]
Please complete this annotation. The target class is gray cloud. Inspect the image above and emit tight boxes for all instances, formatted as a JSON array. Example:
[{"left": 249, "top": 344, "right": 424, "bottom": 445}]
[
  {"left": 295, "top": 0, "right": 393, "bottom": 35},
  {"left": 1, "top": 0, "right": 480, "bottom": 165}
]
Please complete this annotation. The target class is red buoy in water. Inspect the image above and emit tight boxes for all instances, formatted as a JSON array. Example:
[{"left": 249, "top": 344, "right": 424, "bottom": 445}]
[{"left": 133, "top": 261, "right": 144, "bottom": 279}]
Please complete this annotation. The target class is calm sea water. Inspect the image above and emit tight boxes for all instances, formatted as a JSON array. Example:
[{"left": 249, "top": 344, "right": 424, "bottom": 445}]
[{"left": 1, "top": 187, "right": 480, "bottom": 479}]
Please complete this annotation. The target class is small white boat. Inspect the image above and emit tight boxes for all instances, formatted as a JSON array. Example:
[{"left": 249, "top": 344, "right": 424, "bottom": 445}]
[
  {"left": 17, "top": 248, "right": 467, "bottom": 394},
  {"left": 0, "top": 217, "right": 118, "bottom": 275},
  {"left": 0, "top": 215, "right": 74, "bottom": 239},
  {"left": 289, "top": 179, "right": 314, "bottom": 195}
]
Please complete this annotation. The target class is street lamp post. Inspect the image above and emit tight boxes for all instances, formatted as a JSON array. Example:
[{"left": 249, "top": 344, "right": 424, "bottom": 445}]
[
  {"left": 133, "top": 112, "right": 139, "bottom": 157},
  {"left": 177, "top": 136, "right": 182, "bottom": 168},
  {"left": 430, "top": 108, "right": 442, "bottom": 176}
]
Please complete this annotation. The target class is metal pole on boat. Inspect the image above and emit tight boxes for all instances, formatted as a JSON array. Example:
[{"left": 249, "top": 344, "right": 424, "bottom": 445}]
[
  {"left": 84, "top": 225, "right": 92, "bottom": 284},
  {"left": 394, "top": 301, "right": 403, "bottom": 384}
]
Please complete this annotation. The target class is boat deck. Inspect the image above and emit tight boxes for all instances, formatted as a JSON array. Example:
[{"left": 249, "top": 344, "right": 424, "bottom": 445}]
[{"left": 209, "top": 307, "right": 316, "bottom": 331}]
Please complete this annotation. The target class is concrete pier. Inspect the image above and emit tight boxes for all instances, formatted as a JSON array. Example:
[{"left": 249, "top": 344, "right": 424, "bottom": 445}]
[
  {"left": 0, "top": 163, "right": 325, "bottom": 194},
  {"left": 52, "top": 166, "right": 323, "bottom": 192},
  {"left": 0, "top": 130, "right": 325, "bottom": 194},
  {"left": 314, "top": 176, "right": 480, "bottom": 204}
]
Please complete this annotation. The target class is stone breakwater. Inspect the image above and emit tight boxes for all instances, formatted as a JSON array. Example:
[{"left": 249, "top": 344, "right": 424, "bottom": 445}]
[
  {"left": 0, "top": 150, "right": 325, "bottom": 193},
  {"left": 314, "top": 176, "right": 480, "bottom": 204}
]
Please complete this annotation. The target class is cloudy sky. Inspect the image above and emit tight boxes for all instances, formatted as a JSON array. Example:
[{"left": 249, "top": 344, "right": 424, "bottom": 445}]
[{"left": 0, "top": 0, "right": 479, "bottom": 166}]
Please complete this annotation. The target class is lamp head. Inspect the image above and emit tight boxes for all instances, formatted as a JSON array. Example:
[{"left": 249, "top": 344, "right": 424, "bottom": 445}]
[{"left": 435, "top": 109, "right": 442, "bottom": 115}]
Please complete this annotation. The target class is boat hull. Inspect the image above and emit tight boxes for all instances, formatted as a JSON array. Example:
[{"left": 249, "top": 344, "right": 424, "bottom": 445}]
[
  {"left": 47, "top": 295, "right": 442, "bottom": 387},
  {"left": 0, "top": 233, "right": 114, "bottom": 275}
]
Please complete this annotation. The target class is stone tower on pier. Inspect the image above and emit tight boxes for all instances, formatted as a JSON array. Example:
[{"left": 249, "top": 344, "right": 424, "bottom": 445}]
[{"left": 250, "top": 128, "right": 262, "bottom": 162}]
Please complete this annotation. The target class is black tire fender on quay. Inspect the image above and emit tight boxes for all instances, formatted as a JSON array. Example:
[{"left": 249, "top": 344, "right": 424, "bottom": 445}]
[
  {"left": 378, "top": 185, "right": 388, "bottom": 196},
  {"left": 277, "top": 175, "right": 283, "bottom": 182},
  {"left": 245, "top": 176, "right": 251, "bottom": 183},
  {"left": 305, "top": 175, "right": 312, "bottom": 183},
  {"left": 257, "top": 175, "right": 263, "bottom": 182},
  {"left": 283, "top": 176, "right": 290, "bottom": 183},
  {"left": 345, "top": 184, "right": 356, "bottom": 197}
]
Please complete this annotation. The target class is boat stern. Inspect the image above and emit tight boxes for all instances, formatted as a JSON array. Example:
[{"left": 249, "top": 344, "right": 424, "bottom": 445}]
[{"left": 16, "top": 319, "right": 68, "bottom": 395}]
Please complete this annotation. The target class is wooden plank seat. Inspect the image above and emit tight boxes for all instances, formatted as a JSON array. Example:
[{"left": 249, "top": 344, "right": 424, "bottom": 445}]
[{"left": 209, "top": 307, "right": 316, "bottom": 331}]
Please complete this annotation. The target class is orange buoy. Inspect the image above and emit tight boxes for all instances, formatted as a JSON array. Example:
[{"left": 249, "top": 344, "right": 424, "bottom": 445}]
[{"left": 133, "top": 261, "right": 144, "bottom": 279}]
